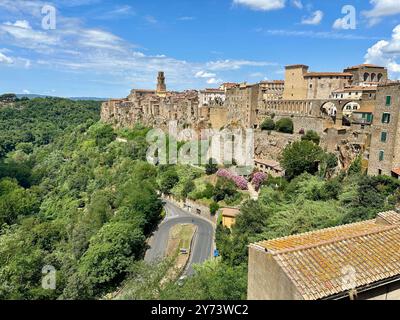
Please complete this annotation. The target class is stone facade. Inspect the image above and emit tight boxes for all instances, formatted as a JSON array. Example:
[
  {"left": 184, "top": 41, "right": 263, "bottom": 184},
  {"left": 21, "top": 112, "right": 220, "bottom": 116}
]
[
  {"left": 368, "top": 83, "right": 400, "bottom": 176},
  {"left": 101, "top": 64, "right": 400, "bottom": 178}
]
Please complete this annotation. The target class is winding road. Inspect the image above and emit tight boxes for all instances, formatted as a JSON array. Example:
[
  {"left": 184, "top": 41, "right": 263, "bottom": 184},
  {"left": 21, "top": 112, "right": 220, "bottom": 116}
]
[{"left": 144, "top": 201, "right": 214, "bottom": 276}]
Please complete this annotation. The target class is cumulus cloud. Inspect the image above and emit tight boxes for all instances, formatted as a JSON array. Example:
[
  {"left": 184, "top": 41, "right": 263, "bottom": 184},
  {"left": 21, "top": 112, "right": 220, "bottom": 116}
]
[
  {"left": 207, "top": 78, "right": 223, "bottom": 84},
  {"left": 301, "top": 10, "right": 324, "bottom": 25},
  {"left": 195, "top": 71, "right": 217, "bottom": 78},
  {"left": 363, "top": 0, "right": 400, "bottom": 25},
  {"left": 365, "top": 25, "right": 400, "bottom": 76},
  {"left": 233, "top": 0, "right": 286, "bottom": 11},
  {"left": 0, "top": 52, "right": 14, "bottom": 64}
]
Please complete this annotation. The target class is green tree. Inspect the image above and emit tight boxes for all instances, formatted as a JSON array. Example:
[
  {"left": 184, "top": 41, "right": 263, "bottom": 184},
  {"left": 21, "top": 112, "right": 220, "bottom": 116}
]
[
  {"left": 275, "top": 118, "right": 294, "bottom": 134},
  {"left": 159, "top": 168, "right": 179, "bottom": 195},
  {"left": 260, "top": 118, "right": 275, "bottom": 131},
  {"left": 281, "top": 140, "right": 324, "bottom": 179},
  {"left": 301, "top": 130, "right": 320, "bottom": 145},
  {"left": 205, "top": 158, "right": 218, "bottom": 175}
]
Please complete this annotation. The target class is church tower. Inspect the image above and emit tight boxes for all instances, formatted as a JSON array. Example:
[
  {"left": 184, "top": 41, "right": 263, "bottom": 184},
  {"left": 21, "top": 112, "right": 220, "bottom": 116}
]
[{"left": 156, "top": 71, "right": 167, "bottom": 96}]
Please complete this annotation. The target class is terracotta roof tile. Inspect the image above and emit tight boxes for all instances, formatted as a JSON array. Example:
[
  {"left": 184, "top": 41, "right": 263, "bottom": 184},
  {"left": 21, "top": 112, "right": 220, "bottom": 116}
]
[{"left": 254, "top": 212, "right": 400, "bottom": 300}]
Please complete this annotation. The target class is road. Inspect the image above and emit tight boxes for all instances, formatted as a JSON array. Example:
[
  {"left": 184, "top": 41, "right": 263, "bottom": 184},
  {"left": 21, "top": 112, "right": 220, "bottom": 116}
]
[{"left": 144, "top": 201, "right": 214, "bottom": 276}]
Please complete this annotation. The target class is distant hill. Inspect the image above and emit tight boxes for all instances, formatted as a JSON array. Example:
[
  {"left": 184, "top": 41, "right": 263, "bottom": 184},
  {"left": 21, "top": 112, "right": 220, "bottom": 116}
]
[{"left": 15, "top": 94, "right": 108, "bottom": 101}]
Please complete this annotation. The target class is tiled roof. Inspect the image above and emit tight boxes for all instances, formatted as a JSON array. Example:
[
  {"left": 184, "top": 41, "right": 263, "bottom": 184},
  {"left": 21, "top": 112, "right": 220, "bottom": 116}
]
[
  {"left": 378, "top": 210, "right": 400, "bottom": 225},
  {"left": 221, "top": 207, "right": 240, "bottom": 218},
  {"left": 305, "top": 72, "right": 353, "bottom": 78},
  {"left": 392, "top": 168, "right": 400, "bottom": 177},
  {"left": 254, "top": 212, "right": 400, "bottom": 300},
  {"left": 345, "top": 64, "right": 385, "bottom": 70}
]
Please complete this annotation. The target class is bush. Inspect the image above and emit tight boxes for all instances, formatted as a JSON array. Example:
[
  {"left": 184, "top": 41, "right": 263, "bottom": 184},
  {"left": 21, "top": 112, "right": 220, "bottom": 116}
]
[
  {"left": 260, "top": 118, "right": 275, "bottom": 131},
  {"left": 275, "top": 118, "right": 294, "bottom": 134},
  {"left": 210, "top": 202, "right": 220, "bottom": 215},
  {"left": 301, "top": 130, "right": 320, "bottom": 145},
  {"left": 205, "top": 158, "right": 218, "bottom": 175}
]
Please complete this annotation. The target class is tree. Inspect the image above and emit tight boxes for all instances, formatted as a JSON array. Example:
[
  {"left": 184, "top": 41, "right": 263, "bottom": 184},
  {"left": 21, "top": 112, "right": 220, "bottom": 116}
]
[
  {"left": 275, "top": 118, "right": 294, "bottom": 134},
  {"left": 260, "top": 118, "right": 275, "bottom": 131},
  {"left": 301, "top": 130, "right": 320, "bottom": 145},
  {"left": 213, "top": 177, "right": 237, "bottom": 202},
  {"left": 281, "top": 140, "right": 324, "bottom": 179},
  {"left": 210, "top": 202, "right": 220, "bottom": 215},
  {"left": 159, "top": 168, "right": 179, "bottom": 195},
  {"left": 205, "top": 158, "right": 218, "bottom": 175},
  {"left": 78, "top": 221, "right": 146, "bottom": 295}
]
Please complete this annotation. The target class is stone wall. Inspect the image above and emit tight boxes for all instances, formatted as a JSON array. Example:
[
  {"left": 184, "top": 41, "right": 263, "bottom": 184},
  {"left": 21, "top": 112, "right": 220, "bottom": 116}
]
[{"left": 248, "top": 245, "right": 303, "bottom": 300}]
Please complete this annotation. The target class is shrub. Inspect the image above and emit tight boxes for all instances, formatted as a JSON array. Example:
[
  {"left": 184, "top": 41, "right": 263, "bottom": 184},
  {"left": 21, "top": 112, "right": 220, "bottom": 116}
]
[
  {"left": 210, "top": 202, "right": 220, "bottom": 215},
  {"left": 252, "top": 172, "right": 267, "bottom": 191},
  {"left": 301, "top": 130, "right": 321, "bottom": 145},
  {"left": 275, "top": 118, "right": 294, "bottom": 134},
  {"left": 260, "top": 118, "right": 275, "bottom": 131}
]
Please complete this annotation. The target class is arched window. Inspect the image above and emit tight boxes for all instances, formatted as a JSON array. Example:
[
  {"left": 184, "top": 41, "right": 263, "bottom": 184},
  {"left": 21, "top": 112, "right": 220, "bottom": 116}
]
[
  {"left": 364, "top": 73, "right": 370, "bottom": 82},
  {"left": 378, "top": 73, "right": 383, "bottom": 82},
  {"left": 371, "top": 73, "right": 376, "bottom": 82}
]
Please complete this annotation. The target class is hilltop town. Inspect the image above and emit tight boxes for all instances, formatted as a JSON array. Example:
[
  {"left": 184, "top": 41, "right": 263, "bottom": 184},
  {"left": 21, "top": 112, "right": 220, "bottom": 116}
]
[{"left": 101, "top": 63, "right": 400, "bottom": 178}]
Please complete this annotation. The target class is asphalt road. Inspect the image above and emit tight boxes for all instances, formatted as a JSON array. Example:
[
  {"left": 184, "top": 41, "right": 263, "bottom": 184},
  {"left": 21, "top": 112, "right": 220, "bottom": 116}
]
[{"left": 144, "top": 201, "right": 214, "bottom": 276}]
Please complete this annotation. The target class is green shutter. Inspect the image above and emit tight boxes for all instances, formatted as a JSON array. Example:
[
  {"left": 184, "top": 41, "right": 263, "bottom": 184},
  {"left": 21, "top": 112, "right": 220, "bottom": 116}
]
[
  {"left": 382, "top": 113, "right": 391, "bottom": 124},
  {"left": 379, "top": 151, "right": 384, "bottom": 161},
  {"left": 381, "top": 132, "right": 387, "bottom": 142},
  {"left": 386, "top": 96, "right": 392, "bottom": 106}
]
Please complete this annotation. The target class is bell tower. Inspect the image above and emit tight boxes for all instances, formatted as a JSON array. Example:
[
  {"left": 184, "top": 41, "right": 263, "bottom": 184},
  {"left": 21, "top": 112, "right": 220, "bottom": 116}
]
[{"left": 156, "top": 71, "right": 167, "bottom": 96}]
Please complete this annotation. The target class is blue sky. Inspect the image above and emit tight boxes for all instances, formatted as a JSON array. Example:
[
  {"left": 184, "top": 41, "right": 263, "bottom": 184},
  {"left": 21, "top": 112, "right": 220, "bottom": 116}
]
[{"left": 1, "top": 0, "right": 400, "bottom": 98}]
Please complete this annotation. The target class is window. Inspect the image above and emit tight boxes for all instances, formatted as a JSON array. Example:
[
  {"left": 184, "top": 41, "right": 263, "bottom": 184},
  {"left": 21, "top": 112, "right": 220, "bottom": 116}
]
[
  {"left": 381, "top": 132, "right": 388, "bottom": 142},
  {"left": 382, "top": 113, "right": 391, "bottom": 124},
  {"left": 379, "top": 151, "right": 385, "bottom": 162},
  {"left": 386, "top": 95, "right": 392, "bottom": 106}
]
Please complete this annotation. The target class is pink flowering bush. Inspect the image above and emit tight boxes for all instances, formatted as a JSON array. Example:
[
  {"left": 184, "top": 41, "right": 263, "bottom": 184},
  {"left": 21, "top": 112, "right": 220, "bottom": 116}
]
[
  {"left": 217, "top": 169, "right": 248, "bottom": 190},
  {"left": 232, "top": 175, "right": 248, "bottom": 190},
  {"left": 216, "top": 169, "right": 233, "bottom": 179},
  {"left": 252, "top": 172, "right": 267, "bottom": 191}
]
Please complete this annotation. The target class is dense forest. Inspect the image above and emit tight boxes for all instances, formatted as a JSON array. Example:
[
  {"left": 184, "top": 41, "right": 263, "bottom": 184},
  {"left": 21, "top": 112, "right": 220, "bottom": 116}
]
[{"left": 1, "top": 98, "right": 399, "bottom": 300}]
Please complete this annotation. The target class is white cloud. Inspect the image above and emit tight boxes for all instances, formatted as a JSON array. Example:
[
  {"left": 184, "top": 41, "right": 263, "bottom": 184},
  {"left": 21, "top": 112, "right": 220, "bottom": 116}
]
[
  {"left": 195, "top": 71, "right": 217, "bottom": 78},
  {"left": 333, "top": 17, "right": 348, "bottom": 30},
  {"left": 259, "top": 28, "right": 380, "bottom": 40},
  {"left": 364, "top": 0, "right": 400, "bottom": 25},
  {"left": 207, "top": 78, "right": 223, "bottom": 84},
  {"left": 0, "top": 20, "right": 59, "bottom": 48},
  {"left": 292, "top": 0, "right": 303, "bottom": 9},
  {"left": 23, "top": 89, "right": 31, "bottom": 94},
  {"left": 206, "top": 59, "right": 276, "bottom": 71},
  {"left": 301, "top": 10, "right": 324, "bottom": 25},
  {"left": 365, "top": 25, "right": 400, "bottom": 77},
  {"left": 0, "top": 52, "right": 14, "bottom": 64},
  {"left": 233, "top": 0, "right": 286, "bottom": 11}
]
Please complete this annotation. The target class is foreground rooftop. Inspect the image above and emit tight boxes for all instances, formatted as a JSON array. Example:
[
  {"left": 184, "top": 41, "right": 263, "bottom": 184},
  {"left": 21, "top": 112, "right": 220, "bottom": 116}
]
[{"left": 251, "top": 211, "right": 400, "bottom": 300}]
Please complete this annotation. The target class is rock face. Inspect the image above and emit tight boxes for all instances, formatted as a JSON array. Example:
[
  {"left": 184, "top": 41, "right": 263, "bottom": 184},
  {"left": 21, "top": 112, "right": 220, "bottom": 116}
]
[{"left": 254, "top": 131, "right": 300, "bottom": 161}]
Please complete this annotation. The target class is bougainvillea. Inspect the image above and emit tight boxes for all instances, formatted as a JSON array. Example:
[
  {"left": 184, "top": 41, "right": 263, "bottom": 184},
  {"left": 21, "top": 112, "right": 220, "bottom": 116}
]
[
  {"left": 232, "top": 175, "right": 248, "bottom": 190},
  {"left": 217, "top": 169, "right": 248, "bottom": 190},
  {"left": 252, "top": 172, "right": 267, "bottom": 191}
]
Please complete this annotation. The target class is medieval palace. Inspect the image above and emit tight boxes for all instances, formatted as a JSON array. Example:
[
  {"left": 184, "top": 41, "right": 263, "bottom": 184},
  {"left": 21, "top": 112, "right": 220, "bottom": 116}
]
[{"left": 101, "top": 65, "right": 400, "bottom": 178}]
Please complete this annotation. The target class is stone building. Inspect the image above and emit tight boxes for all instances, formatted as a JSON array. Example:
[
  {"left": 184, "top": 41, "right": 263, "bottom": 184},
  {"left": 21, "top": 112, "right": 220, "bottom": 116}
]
[
  {"left": 225, "top": 82, "right": 260, "bottom": 128},
  {"left": 101, "top": 72, "right": 202, "bottom": 131},
  {"left": 368, "top": 83, "right": 400, "bottom": 176},
  {"left": 344, "top": 64, "right": 388, "bottom": 86},
  {"left": 259, "top": 80, "right": 284, "bottom": 101},
  {"left": 248, "top": 211, "right": 400, "bottom": 300},
  {"left": 282, "top": 64, "right": 309, "bottom": 100},
  {"left": 198, "top": 88, "right": 225, "bottom": 107}
]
